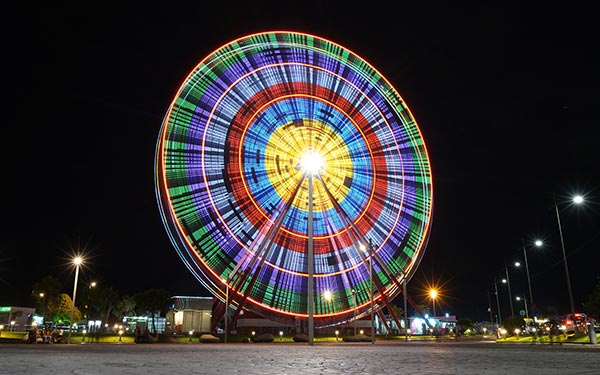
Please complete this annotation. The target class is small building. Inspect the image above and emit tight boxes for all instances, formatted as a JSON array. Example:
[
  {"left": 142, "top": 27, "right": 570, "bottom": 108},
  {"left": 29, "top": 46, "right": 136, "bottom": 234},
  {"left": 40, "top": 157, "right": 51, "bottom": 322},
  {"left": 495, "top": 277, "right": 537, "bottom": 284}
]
[
  {"left": 0, "top": 306, "right": 36, "bottom": 331},
  {"left": 167, "top": 296, "right": 213, "bottom": 334}
]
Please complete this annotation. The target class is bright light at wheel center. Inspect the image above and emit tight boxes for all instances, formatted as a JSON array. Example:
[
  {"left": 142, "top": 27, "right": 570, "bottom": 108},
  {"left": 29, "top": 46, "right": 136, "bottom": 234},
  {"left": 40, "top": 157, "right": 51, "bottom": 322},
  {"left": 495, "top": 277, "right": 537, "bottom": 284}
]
[{"left": 301, "top": 151, "right": 323, "bottom": 175}]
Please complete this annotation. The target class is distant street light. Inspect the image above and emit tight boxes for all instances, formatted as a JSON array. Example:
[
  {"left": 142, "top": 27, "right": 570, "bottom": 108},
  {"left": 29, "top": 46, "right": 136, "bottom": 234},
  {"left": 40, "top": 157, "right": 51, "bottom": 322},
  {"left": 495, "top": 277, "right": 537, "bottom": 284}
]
[
  {"left": 494, "top": 279, "right": 502, "bottom": 326},
  {"left": 521, "top": 240, "right": 543, "bottom": 317},
  {"left": 68, "top": 256, "right": 83, "bottom": 344},
  {"left": 502, "top": 265, "right": 515, "bottom": 317},
  {"left": 554, "top": 194, "right": 583, "bottom": 329},
  {"left": 516, "top": 296, "right": 529, "bottom": 318}
]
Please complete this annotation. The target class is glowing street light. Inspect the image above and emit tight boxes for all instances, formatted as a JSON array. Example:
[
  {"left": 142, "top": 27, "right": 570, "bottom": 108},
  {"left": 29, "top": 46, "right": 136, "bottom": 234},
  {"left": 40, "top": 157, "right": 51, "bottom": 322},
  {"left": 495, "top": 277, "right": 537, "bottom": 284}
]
[
  {"left": 68, "top": 256, "right": 83, "bottom": 344},
  {"left": 554, "top": 194, "right": 584, "bottom": 327},
  {"left": 516, "top": 296, "right": 529, "bottom": 318},
  {"left": 222, "top": 278, "right": 229, "bottom": 343},
  {"left": 521, "top": 240, "right": 543, "bottom": 317},
  {"left": 429, "top": 289, "right": 438, "bottom": 317}
]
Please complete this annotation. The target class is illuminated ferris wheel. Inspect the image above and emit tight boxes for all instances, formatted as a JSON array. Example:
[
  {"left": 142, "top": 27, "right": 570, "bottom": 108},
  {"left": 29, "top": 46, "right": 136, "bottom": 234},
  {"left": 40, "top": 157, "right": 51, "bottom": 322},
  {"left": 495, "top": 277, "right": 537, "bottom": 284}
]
[{"left": 155, "top": 31, "right": 433, "bottom": 328}]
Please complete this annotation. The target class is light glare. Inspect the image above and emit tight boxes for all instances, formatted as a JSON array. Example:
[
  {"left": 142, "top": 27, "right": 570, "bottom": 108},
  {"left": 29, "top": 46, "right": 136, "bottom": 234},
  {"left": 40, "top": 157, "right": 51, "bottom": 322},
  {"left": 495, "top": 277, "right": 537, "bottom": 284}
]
[{"left": 300, "top": 151, "right": 323, "bottom": 175}]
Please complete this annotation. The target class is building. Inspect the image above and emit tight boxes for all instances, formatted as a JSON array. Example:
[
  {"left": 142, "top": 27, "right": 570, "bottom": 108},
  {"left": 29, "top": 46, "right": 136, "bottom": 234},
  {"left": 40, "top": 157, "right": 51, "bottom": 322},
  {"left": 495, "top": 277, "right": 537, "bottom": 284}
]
[
  {"left": 0, "top": 306, "right": 36, "bottom": 331},
  {"left": 167, "top": 296, "right": 213, "bottom": 334}
]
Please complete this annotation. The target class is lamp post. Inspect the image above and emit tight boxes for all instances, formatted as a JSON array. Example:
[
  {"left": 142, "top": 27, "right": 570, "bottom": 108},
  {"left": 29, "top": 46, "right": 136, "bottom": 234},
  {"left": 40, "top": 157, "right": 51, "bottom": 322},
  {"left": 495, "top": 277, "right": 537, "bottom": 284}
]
[
  {"left": 554, "top": 194, "right": 583, "bottom": 326},
  {"left": 222, "top": 278, "right": 229, "bottom": 343},
  {"left": 39, "top": 293, "right": 45, "bottom": 322},
  {"left": 87, "top": 281, "right": 96, "bottom": 322},
  {"left": 502, "top": 266, "right": 514, "bottom": 318},
  {"left": 429, "top": 289, "right": 438, "bottom": 317},
  {"left": 68, "top": 256, "right": 82, "bottom": 344},
  {"left": 522, "top": 240, "right": 542, "bottom": 318},
  {"left": 351, "top": 289, "right": 357, "bottom": 335},
  {"left": 494, "top": 279, "right": 502, "bottom": 327},
  {"left": 403, "top": 276, "right": 408, "bottom": 342},
  {"left": 516, "top": 296, "right": 529, "bottom": 318}
]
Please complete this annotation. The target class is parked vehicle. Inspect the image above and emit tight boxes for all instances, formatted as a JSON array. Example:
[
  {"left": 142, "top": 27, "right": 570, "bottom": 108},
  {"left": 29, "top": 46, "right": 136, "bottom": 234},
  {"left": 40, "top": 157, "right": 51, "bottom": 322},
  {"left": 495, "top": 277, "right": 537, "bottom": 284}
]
[{"left": 561, "top": 313, "right": 588, "bottom": 335}]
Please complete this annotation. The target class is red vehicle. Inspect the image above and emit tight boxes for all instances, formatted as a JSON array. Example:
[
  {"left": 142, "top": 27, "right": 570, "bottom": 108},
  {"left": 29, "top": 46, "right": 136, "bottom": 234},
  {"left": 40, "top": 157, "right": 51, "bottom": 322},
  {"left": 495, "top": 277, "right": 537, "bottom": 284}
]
[{"left": 561, "top": 313, "right": 589, "bottom": 335}]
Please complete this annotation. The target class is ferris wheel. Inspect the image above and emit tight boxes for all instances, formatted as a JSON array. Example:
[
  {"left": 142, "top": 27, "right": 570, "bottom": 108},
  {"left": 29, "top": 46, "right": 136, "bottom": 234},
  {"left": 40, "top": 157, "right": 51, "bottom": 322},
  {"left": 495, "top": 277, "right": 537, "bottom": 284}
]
[{"left": 155, "top": 31, "right": 433, "bottom": 328}]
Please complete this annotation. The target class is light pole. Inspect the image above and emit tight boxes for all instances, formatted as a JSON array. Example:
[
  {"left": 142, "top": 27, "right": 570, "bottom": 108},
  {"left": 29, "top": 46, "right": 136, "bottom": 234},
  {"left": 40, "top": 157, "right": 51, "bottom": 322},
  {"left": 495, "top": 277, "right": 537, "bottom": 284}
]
[
  {"left": 502, "top": 266, "right": 514, "bottom": 318},
  {"left": 351, "top": 289, "right": 357, "bottom": 335},
  {"left": 522, "top": 240, "right": 542, "bottom": 317},
  {"left": 429, "top": 289, "right": 438, "bottom": 317},
  {"left": 39, "top": 293, "right": 45, "bottom": 322},
  {"left": 68, "top": 256, "right": 82, "bottom": 344},
  {"left": 403, "top": 276, "right": 408, "bottom": 342},
  {"left": 494, "top": 279, "right": 502, "bottom": 326},
  {"left": 222, "top": 278, "right": 229, "bottom": 343},
  {"left": 516, "top": 296, "right": 529, "bottom": 318},
  {"left": 554, "top": 194, "right": 583, "bottom": 326}
]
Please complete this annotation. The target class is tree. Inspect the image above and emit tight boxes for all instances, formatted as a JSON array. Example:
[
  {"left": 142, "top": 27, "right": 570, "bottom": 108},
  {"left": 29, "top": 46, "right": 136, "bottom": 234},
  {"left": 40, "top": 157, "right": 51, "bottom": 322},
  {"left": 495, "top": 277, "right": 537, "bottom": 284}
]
[
  {"left": 112, "top": 295, "right": 136, "bottom": 322},
  {"left": 502, "top": 316, "right": 525, "bottom": 335},
  {"left": 31, "top": 275, "right": 62, "bottom": 320},
  {"left": 93, "top": 287, "right": 119, "bottom": 330},
  {"left": 585, "top": 276, "right": 600, "bottom": 319},
  {"left": 47, "top": 293, "right": 82, "bottom": 324},
  {"left": 457, "top": 317, "right": 474, "bottom": 335},
  {"left": 135, "top": 288, "right": 170, "bottom": 335}
]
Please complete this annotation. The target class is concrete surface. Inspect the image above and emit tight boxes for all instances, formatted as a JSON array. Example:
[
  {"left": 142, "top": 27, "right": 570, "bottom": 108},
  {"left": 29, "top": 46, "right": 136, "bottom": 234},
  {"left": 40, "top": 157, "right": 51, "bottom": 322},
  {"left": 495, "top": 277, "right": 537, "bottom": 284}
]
[{"left": 1, "top": 340, "right": 598, "bottom": 375}]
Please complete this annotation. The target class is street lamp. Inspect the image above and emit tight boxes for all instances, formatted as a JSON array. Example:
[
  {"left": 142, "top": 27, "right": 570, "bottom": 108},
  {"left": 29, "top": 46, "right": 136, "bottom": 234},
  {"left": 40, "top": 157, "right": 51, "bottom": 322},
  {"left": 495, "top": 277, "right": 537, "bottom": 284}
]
[
  {"left": 502, "top": 265, "right": 515, "bottom": 317},
  {"left": 361, "top": 240, "right": 376, "bottom": 344},
  {"left": 516, "top": 296, "right": 529, "bottom": 318},
  {"left": 494, "top": 279, "right": 502, "bottom": 326},
  {"left": 222, "top": 278, "right": 229, "bottom": 343},
  {"left": 554, "top": 194, "right": 583, "bottom": 327},
  {"left": 429, "top": 289, "right": 438, "bottom": 317},
  {"left": 521, "top": 240, "right": 543, "bottom": 318},
  {"left": 351, "top": 289, "right": 357, "bottom": 335},
  {"left": 68, "top": 256, "right": 82, "bottom": 344}
]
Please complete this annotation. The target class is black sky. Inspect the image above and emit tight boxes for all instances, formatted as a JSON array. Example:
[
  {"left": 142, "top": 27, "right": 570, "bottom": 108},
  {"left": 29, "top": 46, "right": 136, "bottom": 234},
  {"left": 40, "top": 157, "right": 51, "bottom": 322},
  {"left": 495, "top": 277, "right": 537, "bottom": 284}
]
[{"left": 3, "top": 2, "right": 599, "bottom": 322}]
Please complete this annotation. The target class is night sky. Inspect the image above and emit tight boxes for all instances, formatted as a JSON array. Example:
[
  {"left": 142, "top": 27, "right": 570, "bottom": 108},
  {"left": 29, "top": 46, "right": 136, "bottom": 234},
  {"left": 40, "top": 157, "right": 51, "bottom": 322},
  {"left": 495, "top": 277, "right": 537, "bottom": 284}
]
[{"left": 3, "top": 3, "right": 599, "bottom": 322}]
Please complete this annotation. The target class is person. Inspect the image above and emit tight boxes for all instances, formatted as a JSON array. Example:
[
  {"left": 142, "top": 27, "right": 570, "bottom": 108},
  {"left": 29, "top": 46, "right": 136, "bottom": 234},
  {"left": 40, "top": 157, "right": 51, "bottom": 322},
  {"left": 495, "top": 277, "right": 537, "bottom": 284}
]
[{"left": 27, "top": 327, "right": 38, "bottom": 344}]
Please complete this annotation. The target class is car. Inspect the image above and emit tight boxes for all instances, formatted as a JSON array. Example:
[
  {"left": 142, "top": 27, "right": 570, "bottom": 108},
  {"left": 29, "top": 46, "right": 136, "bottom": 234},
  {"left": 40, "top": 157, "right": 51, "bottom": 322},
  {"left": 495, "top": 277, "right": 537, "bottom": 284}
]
[{"left": 561, "top": 313, "right": 588, "bottom": 335}]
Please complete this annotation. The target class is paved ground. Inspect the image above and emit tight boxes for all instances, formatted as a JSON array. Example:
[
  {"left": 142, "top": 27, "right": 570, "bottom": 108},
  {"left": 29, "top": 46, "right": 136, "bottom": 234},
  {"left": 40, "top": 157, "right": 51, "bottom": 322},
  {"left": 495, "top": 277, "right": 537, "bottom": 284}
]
[{"left": 1, "top": 340, "right": 599, "bottom": 375}]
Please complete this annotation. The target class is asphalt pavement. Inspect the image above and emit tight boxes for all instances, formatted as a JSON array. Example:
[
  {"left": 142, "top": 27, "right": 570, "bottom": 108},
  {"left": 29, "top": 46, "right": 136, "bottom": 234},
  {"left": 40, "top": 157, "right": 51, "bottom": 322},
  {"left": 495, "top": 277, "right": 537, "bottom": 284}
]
[{"left": 1, "top": 339, "right": 599, "bottom": 375}]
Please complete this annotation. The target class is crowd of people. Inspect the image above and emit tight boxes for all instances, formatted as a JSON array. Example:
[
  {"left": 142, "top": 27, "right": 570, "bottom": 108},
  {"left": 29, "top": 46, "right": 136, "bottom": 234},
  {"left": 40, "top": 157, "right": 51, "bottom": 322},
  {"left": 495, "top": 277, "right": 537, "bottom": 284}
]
[{"left": 26, "top": 326, "right": 63, "bottom": 344}]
